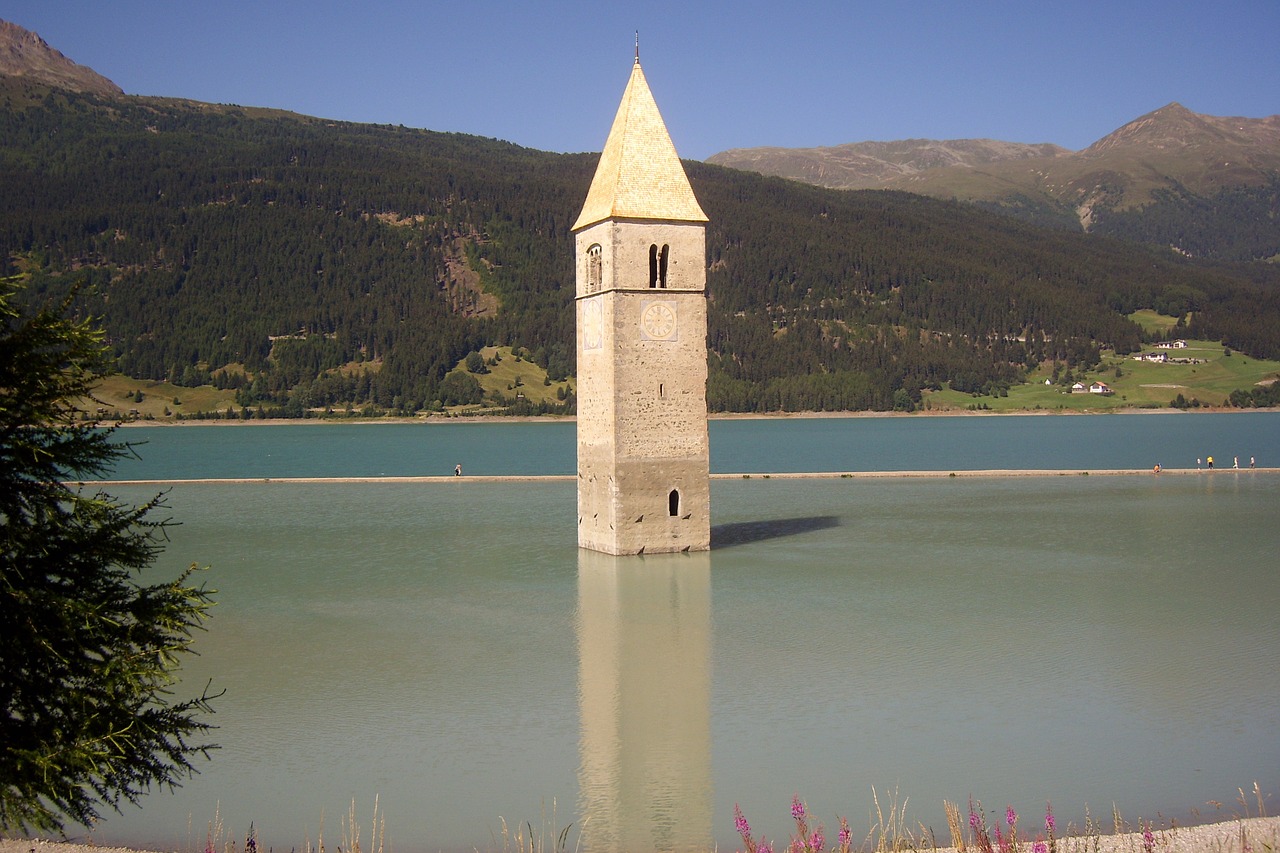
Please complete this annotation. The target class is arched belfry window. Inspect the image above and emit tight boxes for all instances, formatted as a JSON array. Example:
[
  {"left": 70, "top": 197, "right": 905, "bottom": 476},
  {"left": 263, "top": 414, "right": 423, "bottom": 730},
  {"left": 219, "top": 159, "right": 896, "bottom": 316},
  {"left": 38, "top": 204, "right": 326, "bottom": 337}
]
[
  {"left": 587, "top": 244, "right": 602, "bottom": 293},
  {"left": 648, "top": 244, "right": 671, "bottom": 288},
  {"left": 668, "top": 489, "right": 680, "bottom": 517}
]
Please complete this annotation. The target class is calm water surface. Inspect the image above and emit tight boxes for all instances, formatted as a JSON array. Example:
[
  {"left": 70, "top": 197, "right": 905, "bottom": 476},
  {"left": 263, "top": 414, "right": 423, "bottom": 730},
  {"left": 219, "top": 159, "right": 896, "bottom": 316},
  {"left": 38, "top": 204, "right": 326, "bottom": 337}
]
[
  {"left": 108, "top": 411, "right": 1278, "bottom": 479},
  {"left": 84, "top": 417, "right": 1280, "bottom": 853}
]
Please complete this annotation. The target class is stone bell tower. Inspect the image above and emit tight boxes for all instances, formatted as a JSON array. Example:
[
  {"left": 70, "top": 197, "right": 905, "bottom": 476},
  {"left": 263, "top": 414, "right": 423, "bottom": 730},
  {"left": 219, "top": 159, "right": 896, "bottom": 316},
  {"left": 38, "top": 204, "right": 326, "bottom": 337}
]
[{"left": 573, "top": 50, "right": 710, "bottom": 555}]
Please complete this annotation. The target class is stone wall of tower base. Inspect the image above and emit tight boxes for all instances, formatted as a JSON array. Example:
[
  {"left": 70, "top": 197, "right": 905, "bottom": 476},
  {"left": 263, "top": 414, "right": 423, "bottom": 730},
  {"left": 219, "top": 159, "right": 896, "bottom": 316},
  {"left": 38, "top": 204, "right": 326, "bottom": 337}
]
[{"left": 578, "top": 457, "right": 711, "bottom": 555}]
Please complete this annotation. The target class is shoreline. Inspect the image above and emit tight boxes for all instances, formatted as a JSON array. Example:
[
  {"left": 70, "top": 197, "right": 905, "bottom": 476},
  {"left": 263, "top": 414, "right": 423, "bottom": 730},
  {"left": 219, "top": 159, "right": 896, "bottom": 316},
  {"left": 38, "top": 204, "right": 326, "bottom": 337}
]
[
  {"left": 81, "top": 468, "right": 1279, "bottom": 486},
  {"left": 108, "top": 406, "right": 1280, "bottom": 427},
  {"left": 5, "top": 815, "right": 1278, "bottom": 853}
]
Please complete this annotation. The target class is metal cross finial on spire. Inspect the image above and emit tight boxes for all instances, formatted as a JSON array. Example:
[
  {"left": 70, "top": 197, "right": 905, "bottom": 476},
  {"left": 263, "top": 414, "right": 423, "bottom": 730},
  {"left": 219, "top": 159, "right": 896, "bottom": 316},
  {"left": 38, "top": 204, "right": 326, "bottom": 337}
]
[{"left": 635, "top": 31, "right": 640, "bottom": 63}]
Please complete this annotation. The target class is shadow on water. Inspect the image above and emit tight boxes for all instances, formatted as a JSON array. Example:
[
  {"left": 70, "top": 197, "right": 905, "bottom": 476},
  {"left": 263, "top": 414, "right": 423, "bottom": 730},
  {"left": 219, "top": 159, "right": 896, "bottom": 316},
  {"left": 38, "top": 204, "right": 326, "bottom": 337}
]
[{"left": 711, "top": 514, "right": 841, "bottom": 549}]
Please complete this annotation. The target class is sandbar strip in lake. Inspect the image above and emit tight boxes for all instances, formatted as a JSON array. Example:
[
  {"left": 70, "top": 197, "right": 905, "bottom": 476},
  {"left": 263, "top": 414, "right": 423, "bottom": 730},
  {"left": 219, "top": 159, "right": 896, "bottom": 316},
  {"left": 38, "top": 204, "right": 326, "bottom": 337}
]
[{"left": 81, "top": 468, "right": 1277, "bottom": 486}]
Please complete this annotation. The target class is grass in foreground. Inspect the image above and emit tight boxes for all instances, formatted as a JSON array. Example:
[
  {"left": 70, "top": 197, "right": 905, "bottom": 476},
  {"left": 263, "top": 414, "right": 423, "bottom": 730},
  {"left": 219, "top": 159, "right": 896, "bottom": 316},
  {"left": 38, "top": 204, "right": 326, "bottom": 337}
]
[
  {"left": 732, "top": 784, "right": 1275, "bottom": 853},
  {"left": 131, "top": 784, "right": 1275, "bottom": 853}
]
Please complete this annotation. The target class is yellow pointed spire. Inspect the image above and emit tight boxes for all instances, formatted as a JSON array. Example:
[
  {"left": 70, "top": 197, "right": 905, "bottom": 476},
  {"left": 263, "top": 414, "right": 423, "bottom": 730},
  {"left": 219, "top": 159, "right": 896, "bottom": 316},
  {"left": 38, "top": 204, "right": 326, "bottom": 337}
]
[{"left": 572, "top": 58, "right": 708, "bottom": 231}]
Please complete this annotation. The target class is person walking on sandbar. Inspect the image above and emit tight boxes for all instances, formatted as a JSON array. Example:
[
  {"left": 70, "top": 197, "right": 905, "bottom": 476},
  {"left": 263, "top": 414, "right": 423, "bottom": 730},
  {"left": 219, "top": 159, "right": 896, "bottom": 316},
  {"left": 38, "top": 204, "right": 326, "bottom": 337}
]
[{"left": 1208, "top": 455, "right": 1214, "bottom": 469}]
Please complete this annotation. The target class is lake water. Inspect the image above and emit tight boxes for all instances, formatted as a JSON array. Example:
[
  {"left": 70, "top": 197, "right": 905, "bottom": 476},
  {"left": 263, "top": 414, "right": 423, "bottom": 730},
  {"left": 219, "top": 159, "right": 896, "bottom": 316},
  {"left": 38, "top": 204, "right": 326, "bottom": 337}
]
[
  {"left": 81, "top": 414, "right": 1279, "bottom": 853},
  {"left": 107, "top": 411, "right": 1277, "bottom": 479}
]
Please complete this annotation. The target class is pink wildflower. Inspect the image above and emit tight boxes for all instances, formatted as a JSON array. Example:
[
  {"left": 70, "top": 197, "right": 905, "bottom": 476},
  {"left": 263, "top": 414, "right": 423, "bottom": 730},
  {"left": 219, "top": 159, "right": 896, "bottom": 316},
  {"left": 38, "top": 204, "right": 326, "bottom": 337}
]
[
  {"left": 969, "top": 797, "right": 994, "bottom": 853},
  {"left": 789, "top": 794, "right": 810, "bottom": 846},
  {"left": 810, "top": 827, "right": 825, "bottom": 852},
  {"left": 734, "top": 803, "right": 757, "bottom": 853},
  {"left": 837, "top": 816, "right": 851, "bottom": 853}
]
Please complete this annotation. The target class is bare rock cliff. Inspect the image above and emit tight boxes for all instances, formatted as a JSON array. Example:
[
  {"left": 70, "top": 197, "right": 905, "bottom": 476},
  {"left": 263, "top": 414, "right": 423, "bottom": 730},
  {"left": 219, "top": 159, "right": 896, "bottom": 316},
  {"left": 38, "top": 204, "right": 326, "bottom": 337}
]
[{"left": 0, "top": 19, "right": 123, "bottom": 96}]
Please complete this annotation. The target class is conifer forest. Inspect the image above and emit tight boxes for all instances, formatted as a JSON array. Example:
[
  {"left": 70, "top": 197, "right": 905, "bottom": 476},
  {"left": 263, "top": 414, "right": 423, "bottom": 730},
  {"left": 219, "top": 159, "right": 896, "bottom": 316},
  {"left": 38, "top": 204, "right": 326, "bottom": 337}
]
[{"left": 3, "top": 79, "right": 1279, "bottom": 414}]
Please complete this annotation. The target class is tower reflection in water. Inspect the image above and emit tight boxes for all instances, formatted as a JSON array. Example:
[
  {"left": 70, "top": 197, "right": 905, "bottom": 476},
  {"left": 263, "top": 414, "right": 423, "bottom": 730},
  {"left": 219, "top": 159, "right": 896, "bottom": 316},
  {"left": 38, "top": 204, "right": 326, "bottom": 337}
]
[{"left": 576, "top": 550, "right": 713, "bottom": 853}]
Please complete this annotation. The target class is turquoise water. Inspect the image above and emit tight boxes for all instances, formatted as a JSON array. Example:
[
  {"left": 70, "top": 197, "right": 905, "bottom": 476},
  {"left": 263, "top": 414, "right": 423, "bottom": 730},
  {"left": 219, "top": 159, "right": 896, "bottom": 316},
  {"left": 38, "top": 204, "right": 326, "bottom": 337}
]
[
  {"left": 79, "top": 418, "right": 1280, "bottom": 853},
  {"left": 106, "top": 411, "right": 1278, "bottom": 479}
]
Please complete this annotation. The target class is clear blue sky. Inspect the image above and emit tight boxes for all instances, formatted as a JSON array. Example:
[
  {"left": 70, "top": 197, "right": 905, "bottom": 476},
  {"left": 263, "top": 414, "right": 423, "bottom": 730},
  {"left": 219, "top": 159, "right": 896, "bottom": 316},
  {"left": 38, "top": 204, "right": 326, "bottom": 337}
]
[{"left": 5, "top": 0, "right": 1278, "bottom": 159}]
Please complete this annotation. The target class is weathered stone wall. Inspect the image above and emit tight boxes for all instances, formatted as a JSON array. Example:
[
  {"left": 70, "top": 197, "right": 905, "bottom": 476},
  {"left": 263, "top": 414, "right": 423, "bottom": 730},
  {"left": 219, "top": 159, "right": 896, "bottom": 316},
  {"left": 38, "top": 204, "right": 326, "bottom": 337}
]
[
  {"left": 575, "top": 219, "right": 710, "bottom": 554},
  {"left": 576, "top": 220, "right": 705, "bottom": 297}
]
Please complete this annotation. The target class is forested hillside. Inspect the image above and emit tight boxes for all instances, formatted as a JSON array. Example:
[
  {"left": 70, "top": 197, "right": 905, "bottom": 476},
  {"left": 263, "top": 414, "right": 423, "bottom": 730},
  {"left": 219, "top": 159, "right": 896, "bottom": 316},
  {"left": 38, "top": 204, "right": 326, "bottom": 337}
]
[
  {"left": 1091, "top": 177, "right": 1280, "bottom": 263},
  {"left": 3, "top": 78, "right": 1279, "bottom": 414}
]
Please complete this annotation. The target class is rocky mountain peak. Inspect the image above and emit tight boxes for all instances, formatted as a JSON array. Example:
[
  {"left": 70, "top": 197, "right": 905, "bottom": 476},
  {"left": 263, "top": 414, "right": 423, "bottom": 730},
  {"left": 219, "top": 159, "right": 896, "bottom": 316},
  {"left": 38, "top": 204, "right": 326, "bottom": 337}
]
[
  {"left": 1082, "top": 101, "right": 1280, "bottom": 156},
  {"left": 0, "top": 19, "right": 122, "bottom": 97}
]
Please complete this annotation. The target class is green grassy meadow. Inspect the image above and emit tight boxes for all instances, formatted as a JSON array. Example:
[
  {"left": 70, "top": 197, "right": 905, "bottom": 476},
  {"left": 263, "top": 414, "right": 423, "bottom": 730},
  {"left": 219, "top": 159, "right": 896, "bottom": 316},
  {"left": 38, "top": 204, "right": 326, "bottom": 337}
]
[
  {"left": 464, "top": 345, "right": 575, "bottom": 409},
  {"left": 1127, "top": 309, "right": 1183, "bottom": 335},
  {"left": 83, "top": 374, "right": 238, "bottom": 421},
  {"left": 926, "top": 339, "right": 1280, "bottom": 412}
]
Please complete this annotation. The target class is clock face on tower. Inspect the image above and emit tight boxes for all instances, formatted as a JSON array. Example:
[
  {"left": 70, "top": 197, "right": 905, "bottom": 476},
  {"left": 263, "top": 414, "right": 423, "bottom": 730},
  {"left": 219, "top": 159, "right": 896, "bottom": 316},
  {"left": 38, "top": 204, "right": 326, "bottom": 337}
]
[
  {"left": 581, "top": 297, "right": 603, "bottom": 351},
  {"left": 640, "top": 300, "right": 677, "bottom": 341}
]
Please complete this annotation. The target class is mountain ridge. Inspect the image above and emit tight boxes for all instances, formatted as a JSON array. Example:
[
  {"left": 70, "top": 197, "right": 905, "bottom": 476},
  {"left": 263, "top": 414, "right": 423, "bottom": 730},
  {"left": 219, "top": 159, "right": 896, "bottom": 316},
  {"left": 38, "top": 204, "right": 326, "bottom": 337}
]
[
  {"left": 0, "top": 19, "right": 122, "bottom": 97},
  {"left": 709, "top": 138, "right": 1072, "bottom": 190},
  {"left": 709, "top": 102, "right": 1280, "bottom": 199},
  {"left": 1081, "top": 102, "right": 1280, "bottom": 156},
  {"left": 709, "top": 102, "right": 1280, "bottom": 255}
]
